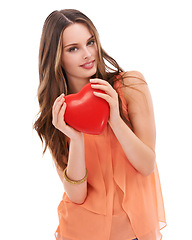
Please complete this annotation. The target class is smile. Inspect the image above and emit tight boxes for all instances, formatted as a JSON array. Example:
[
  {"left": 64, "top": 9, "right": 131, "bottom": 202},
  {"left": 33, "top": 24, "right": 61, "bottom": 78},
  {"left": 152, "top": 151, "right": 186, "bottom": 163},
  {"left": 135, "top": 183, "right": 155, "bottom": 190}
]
[{"left": 80, "top": 60, "right": 95, "bottom": 69}]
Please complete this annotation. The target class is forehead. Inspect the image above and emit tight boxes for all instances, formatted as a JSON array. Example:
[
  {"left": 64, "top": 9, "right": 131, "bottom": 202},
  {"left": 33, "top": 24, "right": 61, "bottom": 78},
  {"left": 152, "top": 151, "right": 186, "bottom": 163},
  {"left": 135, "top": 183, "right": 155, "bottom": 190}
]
[{"left": 62, "top": 23, "right": 92, "bottom": 46}]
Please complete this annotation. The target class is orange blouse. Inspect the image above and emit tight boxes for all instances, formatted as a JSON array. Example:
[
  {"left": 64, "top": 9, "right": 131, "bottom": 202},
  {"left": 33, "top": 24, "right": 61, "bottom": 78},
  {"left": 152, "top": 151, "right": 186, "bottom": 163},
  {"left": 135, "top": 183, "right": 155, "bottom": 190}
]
[{"left": 55, "top": 76, "right": 166, "bottom": 240}]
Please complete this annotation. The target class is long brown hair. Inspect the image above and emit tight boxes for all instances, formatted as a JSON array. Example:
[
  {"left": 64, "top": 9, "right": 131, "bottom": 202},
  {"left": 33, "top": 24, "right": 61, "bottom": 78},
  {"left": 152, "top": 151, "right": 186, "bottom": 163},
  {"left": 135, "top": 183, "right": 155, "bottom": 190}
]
[{"left": 34, "top": 9, "right": 132, "bottom": 170}]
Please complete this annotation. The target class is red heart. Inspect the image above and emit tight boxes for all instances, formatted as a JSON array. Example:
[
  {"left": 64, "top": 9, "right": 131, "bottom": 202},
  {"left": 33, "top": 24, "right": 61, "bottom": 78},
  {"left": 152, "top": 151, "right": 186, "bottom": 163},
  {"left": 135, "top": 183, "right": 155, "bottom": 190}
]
[{"left": 64, "top": 83, "right": 109, "bottom": 135}]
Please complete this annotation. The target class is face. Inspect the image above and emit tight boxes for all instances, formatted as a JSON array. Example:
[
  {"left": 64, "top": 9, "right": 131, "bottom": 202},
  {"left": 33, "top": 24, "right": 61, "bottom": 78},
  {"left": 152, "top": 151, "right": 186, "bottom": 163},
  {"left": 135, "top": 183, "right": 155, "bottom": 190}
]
[{"left": 61, "top": 23, "right": 98, "bottom": 84}]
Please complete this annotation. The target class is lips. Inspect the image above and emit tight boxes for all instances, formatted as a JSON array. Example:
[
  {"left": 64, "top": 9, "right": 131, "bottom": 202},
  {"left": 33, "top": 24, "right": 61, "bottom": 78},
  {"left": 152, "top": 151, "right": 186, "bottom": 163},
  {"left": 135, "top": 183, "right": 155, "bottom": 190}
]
[{"left": 80, "top": 60, "right": 95, "bottom": 69}]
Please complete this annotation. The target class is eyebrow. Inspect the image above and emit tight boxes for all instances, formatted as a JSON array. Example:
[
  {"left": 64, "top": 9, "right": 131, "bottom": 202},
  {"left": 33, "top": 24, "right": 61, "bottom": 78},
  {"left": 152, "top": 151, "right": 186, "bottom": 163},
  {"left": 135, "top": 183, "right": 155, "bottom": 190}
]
[{"left": 63, "top": 35, "right": 94, "bottom": 49}]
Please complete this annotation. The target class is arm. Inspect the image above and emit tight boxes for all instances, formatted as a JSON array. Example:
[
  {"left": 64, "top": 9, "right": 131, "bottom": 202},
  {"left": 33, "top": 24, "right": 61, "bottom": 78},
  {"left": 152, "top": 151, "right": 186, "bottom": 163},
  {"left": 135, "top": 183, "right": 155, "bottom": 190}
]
[
  {"left": 90, "top": 71, "right": 156, "bottom": 176},
  {"left": 52, "top": 94, "right": 87, "bottom": 204}
]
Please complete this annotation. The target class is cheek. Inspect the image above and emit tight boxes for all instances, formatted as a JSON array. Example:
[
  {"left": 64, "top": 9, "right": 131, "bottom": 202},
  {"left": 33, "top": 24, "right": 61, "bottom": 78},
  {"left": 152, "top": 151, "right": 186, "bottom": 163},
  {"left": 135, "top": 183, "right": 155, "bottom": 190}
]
[
  {"left": 62, "top": 54, "right": 76, "bottom": 70},
  {"left": 92, "top": 46, "right": 99, "bottom": 60}
]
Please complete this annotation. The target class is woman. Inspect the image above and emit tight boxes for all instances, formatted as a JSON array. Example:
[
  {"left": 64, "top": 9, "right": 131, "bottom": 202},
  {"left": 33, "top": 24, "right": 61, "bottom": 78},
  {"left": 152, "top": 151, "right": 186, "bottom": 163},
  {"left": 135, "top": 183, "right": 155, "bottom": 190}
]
[{"left": 34, "top": 9, "right": 166, "bottom": 240}]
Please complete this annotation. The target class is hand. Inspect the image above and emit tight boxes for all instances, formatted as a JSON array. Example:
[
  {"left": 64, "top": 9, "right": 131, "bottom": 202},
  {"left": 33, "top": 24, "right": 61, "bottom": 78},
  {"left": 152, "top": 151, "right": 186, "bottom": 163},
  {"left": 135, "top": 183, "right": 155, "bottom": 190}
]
[
  {"left": 52, "top": 94, "right": 83, "bottom": 140},
  {"left": 90, "top": 79, "right": 121, "bottom": 127}
]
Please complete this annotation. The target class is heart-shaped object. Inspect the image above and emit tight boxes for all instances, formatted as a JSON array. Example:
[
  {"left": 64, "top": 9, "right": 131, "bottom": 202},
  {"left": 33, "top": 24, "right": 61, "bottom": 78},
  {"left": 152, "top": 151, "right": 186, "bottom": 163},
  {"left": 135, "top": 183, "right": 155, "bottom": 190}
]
[{"left": 64, "top": 83, "right": 109, "bottom": 135}]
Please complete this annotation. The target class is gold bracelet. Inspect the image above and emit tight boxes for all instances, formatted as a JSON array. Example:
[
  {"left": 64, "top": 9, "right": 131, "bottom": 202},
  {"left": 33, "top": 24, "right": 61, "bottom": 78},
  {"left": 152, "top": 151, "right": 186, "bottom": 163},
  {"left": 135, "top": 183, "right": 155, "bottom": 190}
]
[{"left": 63, "top": 167, "right": 88, "bottom": 184}]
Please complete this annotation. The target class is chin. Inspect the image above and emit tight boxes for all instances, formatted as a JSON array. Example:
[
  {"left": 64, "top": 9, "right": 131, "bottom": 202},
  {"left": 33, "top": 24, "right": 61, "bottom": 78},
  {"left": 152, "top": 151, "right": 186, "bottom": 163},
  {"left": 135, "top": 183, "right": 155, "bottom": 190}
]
[
  {"left": 91, "top": 66, "right": 97, "bottom": 76},
  {"left": 84, "top": 68, "right": 97, "bottom": 79}
]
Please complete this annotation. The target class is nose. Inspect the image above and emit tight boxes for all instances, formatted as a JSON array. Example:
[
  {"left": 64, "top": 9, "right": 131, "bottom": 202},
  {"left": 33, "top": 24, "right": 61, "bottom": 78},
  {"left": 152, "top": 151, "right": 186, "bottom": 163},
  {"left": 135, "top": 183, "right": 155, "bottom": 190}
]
[{"left": 83, "top": 47, "right": 91, "bottom": 59}]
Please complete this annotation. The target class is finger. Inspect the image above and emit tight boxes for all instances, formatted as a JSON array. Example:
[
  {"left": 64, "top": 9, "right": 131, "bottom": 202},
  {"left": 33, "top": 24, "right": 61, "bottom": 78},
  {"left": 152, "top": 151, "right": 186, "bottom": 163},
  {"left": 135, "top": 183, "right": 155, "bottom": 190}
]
[
  {"left": 91, "top": 84, "right": 118, "bottom": 100},
  {"left": 58, "top": 101, "right": 67, "bottom": 123},
  {"left": 54, "top": 93, "right": 65, "bottom": 104},
  {"left": 93, "top": 91, "right": 112, "bottom": 104},
  {"left": 53, "top": 94, "right": 65, "bottom": 112},
  {"left": 52, "top": 93, "right": 65, "bottom": 110},
  {"left": 52, "top": 98, "right": 65, "bottom": 125},
  {"left": 90, "top": 78, "right": 109, "bottom": 86},
  {"left": 91, "top": 84, "right": 111, "bottom": 95}
]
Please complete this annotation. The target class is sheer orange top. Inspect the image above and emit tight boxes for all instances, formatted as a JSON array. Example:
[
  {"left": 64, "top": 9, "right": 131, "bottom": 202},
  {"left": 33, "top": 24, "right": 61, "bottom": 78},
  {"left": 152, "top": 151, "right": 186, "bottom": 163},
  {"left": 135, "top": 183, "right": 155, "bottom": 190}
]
[{"left": 55, "top": 76, "right": 166, "bottom": 240}]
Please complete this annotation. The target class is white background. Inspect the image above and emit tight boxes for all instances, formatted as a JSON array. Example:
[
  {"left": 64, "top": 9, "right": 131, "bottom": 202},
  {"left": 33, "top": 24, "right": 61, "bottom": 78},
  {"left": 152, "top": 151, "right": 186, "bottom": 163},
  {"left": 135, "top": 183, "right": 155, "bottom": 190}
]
[{"left": 0, "top": 0, "right": 192, "bottom": 239}]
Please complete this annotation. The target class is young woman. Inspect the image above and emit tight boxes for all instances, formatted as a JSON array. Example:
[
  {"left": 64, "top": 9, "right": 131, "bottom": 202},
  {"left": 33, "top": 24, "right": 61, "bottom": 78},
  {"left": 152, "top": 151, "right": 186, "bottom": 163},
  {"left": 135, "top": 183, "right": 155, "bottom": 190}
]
[{"left": 34, "top": 9, "right": 166, "bottom": 240}]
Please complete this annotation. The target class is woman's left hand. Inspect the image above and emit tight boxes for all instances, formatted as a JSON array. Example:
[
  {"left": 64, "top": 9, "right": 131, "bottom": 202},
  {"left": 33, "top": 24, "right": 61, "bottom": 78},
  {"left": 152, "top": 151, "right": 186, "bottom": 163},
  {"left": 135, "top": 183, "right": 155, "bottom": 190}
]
[{"left": 90, "top": 78, "right": 121, "bottom": 127}]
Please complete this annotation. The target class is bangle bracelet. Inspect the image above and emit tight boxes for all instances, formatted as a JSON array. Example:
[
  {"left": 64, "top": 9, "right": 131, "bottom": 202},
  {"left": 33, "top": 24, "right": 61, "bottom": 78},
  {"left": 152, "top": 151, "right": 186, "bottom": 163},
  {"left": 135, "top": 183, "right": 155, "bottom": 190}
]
[{"left": 63, "top": 167, "right": 88, "bottom": 184}]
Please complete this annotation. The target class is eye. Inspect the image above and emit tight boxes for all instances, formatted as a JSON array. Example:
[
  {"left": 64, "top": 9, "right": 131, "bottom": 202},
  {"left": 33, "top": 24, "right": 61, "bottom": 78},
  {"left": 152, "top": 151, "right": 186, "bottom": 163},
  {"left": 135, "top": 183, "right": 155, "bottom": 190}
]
[
  {"left": 87, "top": 39, "right": 95, "bottom": 46},
  {"left": 68, "top": 47, "right": 78, "bottom": 52}
]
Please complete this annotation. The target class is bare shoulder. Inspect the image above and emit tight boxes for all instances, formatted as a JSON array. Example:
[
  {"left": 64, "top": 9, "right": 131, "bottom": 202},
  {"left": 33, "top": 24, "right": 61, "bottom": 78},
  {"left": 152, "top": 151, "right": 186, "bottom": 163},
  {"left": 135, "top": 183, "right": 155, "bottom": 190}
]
[
  {"left": 121, "top": 71, "right": 147, "bottom": 94},
  {"left": 121, "top": 71, "right": 156, "bottom": 150},
  {"left": 121, "top": 71, "right": 151, "bottom": 109},
  {"left": 122, "top": 70, "right": 146, "bottom": 84}
]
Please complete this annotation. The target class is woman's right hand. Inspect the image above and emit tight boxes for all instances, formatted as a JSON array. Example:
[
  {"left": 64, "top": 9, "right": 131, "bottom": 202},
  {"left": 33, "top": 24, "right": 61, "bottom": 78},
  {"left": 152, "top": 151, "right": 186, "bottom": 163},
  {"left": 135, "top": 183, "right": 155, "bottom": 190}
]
[{"left": 52, "top": 93, "right": 83, "bottom": 140}]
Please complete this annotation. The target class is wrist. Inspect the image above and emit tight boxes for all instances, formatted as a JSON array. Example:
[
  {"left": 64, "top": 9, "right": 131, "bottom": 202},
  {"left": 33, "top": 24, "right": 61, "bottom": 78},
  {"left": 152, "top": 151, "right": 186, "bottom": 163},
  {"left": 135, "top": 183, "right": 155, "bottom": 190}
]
[
  {"left": 70, "top": 132, "right": 84, "bottom": 142},
  {"left": 109, "top": 115, "right": 123, "bottom": 130},
  {"left": 69, "top": 133, "right": 85, "bottom": 154}
]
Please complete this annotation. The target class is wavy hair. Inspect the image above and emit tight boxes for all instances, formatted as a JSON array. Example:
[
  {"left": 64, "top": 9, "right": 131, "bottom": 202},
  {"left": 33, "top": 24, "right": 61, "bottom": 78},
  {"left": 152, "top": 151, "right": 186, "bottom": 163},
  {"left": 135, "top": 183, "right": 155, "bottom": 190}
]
[{"left": 34, "top": 9, "right": 133, "bottom": 170}]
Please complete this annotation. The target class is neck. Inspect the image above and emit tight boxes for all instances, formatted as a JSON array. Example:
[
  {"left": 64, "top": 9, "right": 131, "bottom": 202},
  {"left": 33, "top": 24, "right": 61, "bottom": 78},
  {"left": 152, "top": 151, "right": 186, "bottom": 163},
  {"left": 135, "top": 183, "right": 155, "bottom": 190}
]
[{"left": 67, "top": 77, "right": 90, "bottom": 94}]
